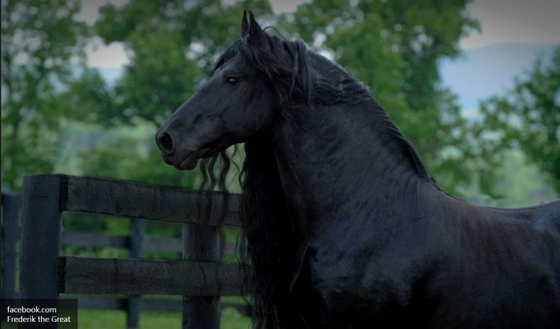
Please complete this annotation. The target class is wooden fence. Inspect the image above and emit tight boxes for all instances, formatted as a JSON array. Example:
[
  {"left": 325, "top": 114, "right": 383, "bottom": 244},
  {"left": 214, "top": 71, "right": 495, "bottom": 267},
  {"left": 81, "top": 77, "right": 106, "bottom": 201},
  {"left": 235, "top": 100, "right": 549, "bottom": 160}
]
[
  {"left": 1, "top": 174, "right": 252, "bottom": 329},
  {"left": 1, "top": 192, "right": 21, "bottom": 303}
]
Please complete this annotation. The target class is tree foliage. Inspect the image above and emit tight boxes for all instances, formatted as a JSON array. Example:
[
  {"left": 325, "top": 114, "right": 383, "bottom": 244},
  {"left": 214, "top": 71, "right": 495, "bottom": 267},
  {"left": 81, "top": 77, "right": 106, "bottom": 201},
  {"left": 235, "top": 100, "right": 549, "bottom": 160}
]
[
  {"left": 112, "top": 23, "right": 198, "bottom": 126},
  {"left": 474, "top": 46, "right": 560, "bottom": 194},
  {"left": 2, "top": 0, "right": 555, "bottom": 206},
  {"left": 1, "top": 0, "right": 88, "bottom": 190}
]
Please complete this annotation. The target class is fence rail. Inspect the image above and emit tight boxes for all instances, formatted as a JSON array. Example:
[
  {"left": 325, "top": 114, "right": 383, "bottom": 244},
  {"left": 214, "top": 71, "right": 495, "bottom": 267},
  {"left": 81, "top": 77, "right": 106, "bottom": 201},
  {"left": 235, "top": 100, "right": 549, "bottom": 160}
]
[{"left": 1, "top": 174, "right": 252, "bottom": 329}]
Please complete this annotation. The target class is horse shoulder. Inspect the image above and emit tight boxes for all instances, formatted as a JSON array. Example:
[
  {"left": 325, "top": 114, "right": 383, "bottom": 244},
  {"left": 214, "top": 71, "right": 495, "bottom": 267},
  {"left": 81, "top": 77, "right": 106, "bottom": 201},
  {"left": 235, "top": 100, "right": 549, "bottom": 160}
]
[{"left": 306, "top": 207, "right": 450, "bottom": 324}]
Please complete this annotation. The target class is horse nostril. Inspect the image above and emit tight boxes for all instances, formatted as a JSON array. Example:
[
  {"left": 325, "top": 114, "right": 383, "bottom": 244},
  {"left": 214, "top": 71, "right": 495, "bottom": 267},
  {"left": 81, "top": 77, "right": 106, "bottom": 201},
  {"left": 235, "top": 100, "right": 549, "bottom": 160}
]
[{"left": 157, "top": 132, "right": 174, "bottom": 154}]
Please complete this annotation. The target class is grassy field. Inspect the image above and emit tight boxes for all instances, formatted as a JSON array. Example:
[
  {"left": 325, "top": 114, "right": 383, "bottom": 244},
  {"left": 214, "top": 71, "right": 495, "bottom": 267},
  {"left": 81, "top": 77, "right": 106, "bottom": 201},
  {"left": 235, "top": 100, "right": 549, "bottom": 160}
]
[
  {"left": 1, "top": 306, "right": 251, "bottom": 329},
  {"left": 77, "top": 306, "right": 251, "bottom": 329}
]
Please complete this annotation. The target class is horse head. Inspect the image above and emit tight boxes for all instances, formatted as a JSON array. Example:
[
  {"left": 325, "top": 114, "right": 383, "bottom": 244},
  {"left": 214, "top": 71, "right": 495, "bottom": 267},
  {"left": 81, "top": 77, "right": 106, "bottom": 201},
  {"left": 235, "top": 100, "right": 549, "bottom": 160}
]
[{"left": 155, "top": 11, "right": 282, "bottom": 170}]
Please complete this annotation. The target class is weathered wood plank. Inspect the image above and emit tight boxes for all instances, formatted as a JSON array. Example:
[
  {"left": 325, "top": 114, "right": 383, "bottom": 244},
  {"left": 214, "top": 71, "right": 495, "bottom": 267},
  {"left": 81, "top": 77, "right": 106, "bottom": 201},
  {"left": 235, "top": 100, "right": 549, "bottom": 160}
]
[
  {"left": 144, "top": 236, "right": 183, "bottom": 252},
  {"left": 127, "top": 217, "right": 144, "bottom": 329},
  {"left": 20, "top": 175, "right": 63, "bottom": 329},
  {"left": 129, "top": 218, "right": 145, "bottom": 258},
  {"left": 59, "top": 257, "right": 252, "bottom": 296},
  {"left": 59, "top": 174, "right": 242, "bottom": 226},
  {"left": 182, "top": 223, "right": 221, "bottom": 329},
  {"left": 62, "top": 231, "right": 128, "bottom": 248},
  {"left": 61, "top": 232, "right": 242, "bottom": 255},
  {"left": 20, "top": 175, "right": 62, "bottom": 299},
  {"left": 1, "top": 193, "right": 21, "bottom": 300}
]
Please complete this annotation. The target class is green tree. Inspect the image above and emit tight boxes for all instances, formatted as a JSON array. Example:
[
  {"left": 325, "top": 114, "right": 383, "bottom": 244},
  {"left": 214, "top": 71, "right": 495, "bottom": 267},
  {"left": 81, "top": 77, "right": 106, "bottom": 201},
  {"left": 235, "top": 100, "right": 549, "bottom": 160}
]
[
  {"left": 96, "top": 0, "right": 273, "bottom": 76},
  {"left": 112, "top": 21, "right": 199, "bottom": 127},
  {"left": 57, "top": 67, "right": 116, "bottom": 125},
  {"left": 1, "top": 0, "right": 88, "bottom": 190},
  {"left": 474, "top": 46, "right": 560, "bottom": 194}
]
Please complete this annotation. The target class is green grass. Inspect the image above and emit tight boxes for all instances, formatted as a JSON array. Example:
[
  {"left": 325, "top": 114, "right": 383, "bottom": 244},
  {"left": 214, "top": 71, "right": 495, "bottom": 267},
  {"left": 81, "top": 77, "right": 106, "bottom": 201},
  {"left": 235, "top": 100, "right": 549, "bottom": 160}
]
[
  {"left": 0, "top": 321, "right": 16, "bottom": 329},
  {"left": 74, "top": 307, "right": 251, "bottom": 329}
]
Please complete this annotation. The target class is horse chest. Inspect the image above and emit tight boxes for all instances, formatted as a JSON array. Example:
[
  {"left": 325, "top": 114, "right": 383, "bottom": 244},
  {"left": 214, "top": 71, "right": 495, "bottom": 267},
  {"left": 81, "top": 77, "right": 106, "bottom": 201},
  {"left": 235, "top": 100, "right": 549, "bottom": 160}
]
[{"left": 302, "top": 223, "right": 437, "bottom": 324}]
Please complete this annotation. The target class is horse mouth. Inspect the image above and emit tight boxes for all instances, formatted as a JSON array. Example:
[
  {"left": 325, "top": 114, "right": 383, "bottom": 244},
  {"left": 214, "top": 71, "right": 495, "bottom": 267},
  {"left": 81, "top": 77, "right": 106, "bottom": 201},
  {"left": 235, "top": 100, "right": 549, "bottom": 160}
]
[
  {"left": 161, "top": 151, "right": 201, "bottom": 171},
  {"left": 167, "top": 147, "right": 222, "bottom": 171},
  {"left": 175, "top": 155, "right": 199, "bottom": 170}
]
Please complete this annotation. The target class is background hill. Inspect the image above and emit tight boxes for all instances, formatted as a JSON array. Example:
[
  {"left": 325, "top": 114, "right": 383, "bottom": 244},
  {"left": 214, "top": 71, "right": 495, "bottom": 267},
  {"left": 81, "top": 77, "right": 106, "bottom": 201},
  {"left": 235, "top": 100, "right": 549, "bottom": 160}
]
[{"left": 439, "top": 42, "right": 557, "bottom": 116}]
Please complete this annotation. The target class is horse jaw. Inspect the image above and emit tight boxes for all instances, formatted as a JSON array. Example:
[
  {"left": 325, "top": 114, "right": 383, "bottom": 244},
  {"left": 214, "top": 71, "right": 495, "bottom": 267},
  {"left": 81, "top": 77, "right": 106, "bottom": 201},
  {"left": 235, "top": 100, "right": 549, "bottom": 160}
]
[{"left": 159, "top": 149, "right": 200, "bottom": 171}]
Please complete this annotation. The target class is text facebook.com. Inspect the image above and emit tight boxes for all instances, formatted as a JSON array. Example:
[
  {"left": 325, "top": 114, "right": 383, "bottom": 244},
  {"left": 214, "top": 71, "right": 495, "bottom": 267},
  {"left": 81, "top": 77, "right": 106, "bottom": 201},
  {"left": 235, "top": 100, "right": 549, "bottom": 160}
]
[
  {"left": 6, "top": 306, "right": 71, "bottom": 324},
  {"left": 1, "top": 299, "right": 78, "bottom": 328}
]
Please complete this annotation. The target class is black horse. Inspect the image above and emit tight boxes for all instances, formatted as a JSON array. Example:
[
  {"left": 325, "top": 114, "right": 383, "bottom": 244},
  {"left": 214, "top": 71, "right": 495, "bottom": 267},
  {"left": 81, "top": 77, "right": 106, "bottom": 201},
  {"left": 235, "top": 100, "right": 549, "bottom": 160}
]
[{"left": 156, "top": 11, "right": 560, "bottom": 329}]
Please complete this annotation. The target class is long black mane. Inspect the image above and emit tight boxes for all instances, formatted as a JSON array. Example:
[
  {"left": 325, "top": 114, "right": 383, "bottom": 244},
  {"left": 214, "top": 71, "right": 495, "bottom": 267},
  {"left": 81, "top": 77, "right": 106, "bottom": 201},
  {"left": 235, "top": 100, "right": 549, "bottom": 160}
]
[
  {"left": 199, "top": 30, "right": 436, "bottom": 328},
  {"left": 212, "top": 31, "right": 435, "bottom": 181}
]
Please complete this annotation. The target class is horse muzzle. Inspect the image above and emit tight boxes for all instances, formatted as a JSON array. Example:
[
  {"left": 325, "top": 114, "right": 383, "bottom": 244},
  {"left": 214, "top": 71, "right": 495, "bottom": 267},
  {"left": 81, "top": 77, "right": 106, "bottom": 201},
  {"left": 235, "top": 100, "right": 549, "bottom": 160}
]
[{"left": 155, "top": 129, "right": 201, "bottom": 170}]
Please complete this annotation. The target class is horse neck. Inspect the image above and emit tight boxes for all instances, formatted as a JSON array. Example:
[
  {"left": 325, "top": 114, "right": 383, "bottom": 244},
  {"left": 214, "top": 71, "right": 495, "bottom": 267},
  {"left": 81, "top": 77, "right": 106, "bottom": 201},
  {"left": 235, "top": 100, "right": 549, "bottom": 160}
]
[{"left": 272, "top": 100, "right": 430, "bottom": 238}]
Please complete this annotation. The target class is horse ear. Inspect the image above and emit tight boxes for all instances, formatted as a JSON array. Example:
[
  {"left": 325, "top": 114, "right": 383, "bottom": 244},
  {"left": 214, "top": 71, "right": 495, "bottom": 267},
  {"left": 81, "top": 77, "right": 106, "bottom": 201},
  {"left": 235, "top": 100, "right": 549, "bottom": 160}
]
[
  {"left": 247, "top": 10, "right": 269, "bottom": 50},
  {"left": 241, "top": 10, "right": 249, "bottom": 37}
]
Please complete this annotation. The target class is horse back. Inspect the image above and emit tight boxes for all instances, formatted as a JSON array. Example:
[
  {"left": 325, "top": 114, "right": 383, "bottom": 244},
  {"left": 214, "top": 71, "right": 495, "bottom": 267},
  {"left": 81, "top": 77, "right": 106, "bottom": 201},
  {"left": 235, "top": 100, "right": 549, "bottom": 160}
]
[
  {"left": 489, "top": 199, "right": 560, "bottom": 234},
  {"left": 307, "top": 195, "right": 560, "bottom": 328},
  {"left": 427, "top": 197, "right": 560, "bottom": 328}
]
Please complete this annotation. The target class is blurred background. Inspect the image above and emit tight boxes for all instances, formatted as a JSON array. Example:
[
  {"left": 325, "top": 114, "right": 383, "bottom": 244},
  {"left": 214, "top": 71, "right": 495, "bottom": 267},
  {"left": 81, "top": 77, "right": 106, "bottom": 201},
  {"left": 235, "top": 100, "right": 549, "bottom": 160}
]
[
  {"left": 1, "top": 0, "right": 558, "bottom": 328},
  {"left": 2, "top": 0, "right": 559, "bottom": 204}
]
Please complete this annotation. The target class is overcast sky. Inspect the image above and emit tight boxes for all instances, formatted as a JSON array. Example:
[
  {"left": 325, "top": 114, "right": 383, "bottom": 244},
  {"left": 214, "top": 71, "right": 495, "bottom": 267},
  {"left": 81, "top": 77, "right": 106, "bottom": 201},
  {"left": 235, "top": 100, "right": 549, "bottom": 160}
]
[
  {"left": 81, "top": 0, "right": 560, "bottom": 68},
  {"left": 462, "top": 0, "right": 560, "bottom": 48}
]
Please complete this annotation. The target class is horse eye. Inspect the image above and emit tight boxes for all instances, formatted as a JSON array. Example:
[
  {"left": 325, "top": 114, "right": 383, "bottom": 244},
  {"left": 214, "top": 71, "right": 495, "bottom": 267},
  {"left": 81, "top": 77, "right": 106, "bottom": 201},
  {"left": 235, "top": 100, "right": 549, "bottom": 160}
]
[{"left": 226, "top": 77, "right": 239, "bottom": 85}]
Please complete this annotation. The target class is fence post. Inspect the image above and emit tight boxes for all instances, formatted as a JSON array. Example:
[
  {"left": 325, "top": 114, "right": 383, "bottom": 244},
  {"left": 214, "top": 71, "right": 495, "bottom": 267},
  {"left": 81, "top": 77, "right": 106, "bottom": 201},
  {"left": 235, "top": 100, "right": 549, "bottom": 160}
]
[
  {"left": 1, "top": 193, "right": 22, "bottom": 303},
  {"left": 20, "top": 175, "right": 62, "bottom": 329},
  {"left": 182, "top": 222, "right": 220, "bottom": 329},
  {"left": 126, "top": 217, "right": 144, "bottom": 329}
]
